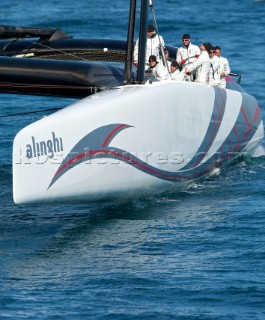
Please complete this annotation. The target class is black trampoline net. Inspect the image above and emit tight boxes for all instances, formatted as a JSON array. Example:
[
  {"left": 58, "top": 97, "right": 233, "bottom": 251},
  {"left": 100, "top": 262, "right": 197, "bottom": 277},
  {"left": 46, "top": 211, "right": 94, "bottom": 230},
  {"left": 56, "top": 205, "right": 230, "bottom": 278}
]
[{"left": 36, "top": 50, "right": 127, "bottom": 62}]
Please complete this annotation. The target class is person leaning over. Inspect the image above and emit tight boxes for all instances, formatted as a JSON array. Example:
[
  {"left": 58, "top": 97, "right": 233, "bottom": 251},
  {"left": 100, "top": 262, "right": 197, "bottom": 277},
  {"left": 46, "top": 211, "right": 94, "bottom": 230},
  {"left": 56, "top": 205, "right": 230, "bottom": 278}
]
[
  {"left": 148, "top": 55, "right": 170, "bottom": 81},
  {"left": 170, "top": 60, "right": 184, "bottom": 81},
  {"left": 184, "top": 42, "right": 211, "bottom": 85},
  {"left": 176, "top": 34, "right": 200, "bottom": 81},
  {"left": 134, "top": 24, "right": 165, "bottom": 70},
  {"left": 215, "top": 46, "right": 231, "bottom": 88}
]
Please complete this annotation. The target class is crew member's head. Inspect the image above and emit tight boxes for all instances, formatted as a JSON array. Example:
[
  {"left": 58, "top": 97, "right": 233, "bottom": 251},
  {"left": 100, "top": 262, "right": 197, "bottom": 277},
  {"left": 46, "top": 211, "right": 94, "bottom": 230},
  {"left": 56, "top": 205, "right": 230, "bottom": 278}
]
[
  {"left": 147, "top": 25, "right": 156, "bottom": 37},
  {"left": 170, "top": 60, "right": 180, "bottom": 73},
  {"left": 214, "top": 46, "right": 221, "bottom": 57},
  {"left": 200, "top": 42, "right": 214, "bottom": 53},
  {"left": 149, "top": 55, "right": 157, "bottom": 68},
  {"left": 182, "top": 34, "right": 191, "bottom": 47}
]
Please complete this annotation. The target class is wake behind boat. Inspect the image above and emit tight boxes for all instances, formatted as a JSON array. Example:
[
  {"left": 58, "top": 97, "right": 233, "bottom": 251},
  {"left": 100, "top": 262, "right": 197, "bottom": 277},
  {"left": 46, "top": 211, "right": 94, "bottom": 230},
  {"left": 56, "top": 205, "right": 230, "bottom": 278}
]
[{"left": 11, "top": 0, "right": 264, "bottom": 204}]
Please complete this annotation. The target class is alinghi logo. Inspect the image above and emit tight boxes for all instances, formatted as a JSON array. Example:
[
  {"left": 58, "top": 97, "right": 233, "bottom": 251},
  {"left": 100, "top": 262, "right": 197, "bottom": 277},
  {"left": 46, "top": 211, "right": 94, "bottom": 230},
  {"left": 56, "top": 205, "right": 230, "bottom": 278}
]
[{"left": 26, "top": 132, "right": 63, "bottom": 159}]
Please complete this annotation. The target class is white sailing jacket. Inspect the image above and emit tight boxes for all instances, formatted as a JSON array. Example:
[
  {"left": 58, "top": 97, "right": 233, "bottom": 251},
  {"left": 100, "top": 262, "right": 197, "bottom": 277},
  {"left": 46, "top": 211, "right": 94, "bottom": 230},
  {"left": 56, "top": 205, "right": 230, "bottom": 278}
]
[
  {"left": 148, "top": 62, "right": 170, "bottom": 81},
  {"left": 134, "top": 34, "right": 165, "bottom": 69},
  {"left": 219, "top": 56, "right": 231, "bottom": 88},
  {"left": 176, "top": 43, "right": 200, "bottom": 67},
  {"left": 170, "top": 69, "right": 184, "bottom": 81},
  {"left": 209, "top": 55, "right": 221, "bottom": 86},
  {"left": 185, "top": 50, "right": 210, "bottom": 85}
]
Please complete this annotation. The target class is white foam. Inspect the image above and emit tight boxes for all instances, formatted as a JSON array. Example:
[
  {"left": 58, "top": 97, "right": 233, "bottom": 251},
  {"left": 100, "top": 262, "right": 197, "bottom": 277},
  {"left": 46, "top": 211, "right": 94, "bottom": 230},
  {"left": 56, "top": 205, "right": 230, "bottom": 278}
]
[{"left": 249, "top": 144, "right": 265, "bottom": 158}]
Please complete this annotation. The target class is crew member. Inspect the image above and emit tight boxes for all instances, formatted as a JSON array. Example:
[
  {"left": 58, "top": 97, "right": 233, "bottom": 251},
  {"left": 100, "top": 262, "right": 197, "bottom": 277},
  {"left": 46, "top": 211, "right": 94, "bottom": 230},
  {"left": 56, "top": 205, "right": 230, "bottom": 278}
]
[
  {"left": 148, "top": 55, "right": 170, "bottom": 81},
  {"left": 209, "top": 48, "right": 221, "bottom": 86},
  {"left": 184, "top": 43, "right": 211, "bottom": 85},
  {"left": 134, "top": 24, "right": 165, "bottom": 70},
  {"left": 176, "top": 34, "right": 200, "bottom": 81},
  {"left": 170, "top": 60, "right": 184, "bottom": 81},
  {"left": 215, "top": 46, "right": 231, "bottom": 88}
]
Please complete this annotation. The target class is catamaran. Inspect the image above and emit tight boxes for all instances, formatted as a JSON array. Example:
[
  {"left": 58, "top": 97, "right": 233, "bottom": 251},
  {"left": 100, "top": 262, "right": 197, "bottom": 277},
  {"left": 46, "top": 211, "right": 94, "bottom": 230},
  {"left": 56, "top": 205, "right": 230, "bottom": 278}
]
[{"left": 3, "top": 0, "right": 263, "bottom": 203}]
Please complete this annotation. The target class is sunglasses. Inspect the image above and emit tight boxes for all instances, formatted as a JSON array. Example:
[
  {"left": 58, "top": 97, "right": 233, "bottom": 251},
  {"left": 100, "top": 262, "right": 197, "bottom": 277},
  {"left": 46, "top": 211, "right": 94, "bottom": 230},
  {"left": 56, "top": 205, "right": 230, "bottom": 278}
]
[
  {"left": 149, "top": 60, "right": 156, "bottom": 63},
  {"left": 182, "top": 39, "right": 189, "bottom": 42},
  {"left": 209, "top": 51, "right": 215, "bottom": 54}
]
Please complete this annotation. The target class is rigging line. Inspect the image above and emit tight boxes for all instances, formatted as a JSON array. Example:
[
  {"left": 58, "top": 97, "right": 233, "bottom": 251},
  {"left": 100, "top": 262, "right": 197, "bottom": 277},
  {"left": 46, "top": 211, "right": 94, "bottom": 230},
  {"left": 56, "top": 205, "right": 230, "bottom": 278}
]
[
  {"left": 14, "top": 38, "right": 90, "bottom": 62},
  {"left": 0, "top": 107, "right": 63, "bottom": 118},
  {"left": 2, "top": 39, "right": 22, "bottom": 56},
  {"left": 149, "top": 0, "right": 169, "bottom": 73}
]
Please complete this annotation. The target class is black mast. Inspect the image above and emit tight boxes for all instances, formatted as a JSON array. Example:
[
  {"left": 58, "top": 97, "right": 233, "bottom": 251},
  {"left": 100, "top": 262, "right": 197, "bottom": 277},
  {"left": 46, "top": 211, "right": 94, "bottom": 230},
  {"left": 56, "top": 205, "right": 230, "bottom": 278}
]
[
  {"left": 136, "top": 0, "right": 149, "bottom": 83},
  {"left": 123, "top": 0, "right": 137, "bottom": 84}
]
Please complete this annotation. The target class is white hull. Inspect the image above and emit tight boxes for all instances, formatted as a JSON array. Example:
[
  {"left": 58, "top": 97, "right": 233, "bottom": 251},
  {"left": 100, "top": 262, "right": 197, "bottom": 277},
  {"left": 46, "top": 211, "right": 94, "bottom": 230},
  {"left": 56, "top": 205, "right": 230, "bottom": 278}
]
[{"left": 13, "top": 80, "right": 263, "bottom": 203}]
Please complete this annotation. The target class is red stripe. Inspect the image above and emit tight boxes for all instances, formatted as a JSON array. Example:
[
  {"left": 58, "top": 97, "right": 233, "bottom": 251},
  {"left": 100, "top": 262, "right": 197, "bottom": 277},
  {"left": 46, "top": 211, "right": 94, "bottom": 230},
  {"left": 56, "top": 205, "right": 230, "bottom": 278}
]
[
  {"left": 253, "top": 106, "right": 260, "bottom": 123},
  {"left": 55, "top": 149, "right": 189, "bottom": 180},
  {"left": 54, "top": 147, "right": 242, "bottom": 183},
  {"left": 102, "top": 124, "right": 128, "bottom": 147},
  {"left": 241, "top": 108, "right": 251, "bottom": 140},
  {"left": 225, "top": 76, "right": 234, "bottom": 82}
]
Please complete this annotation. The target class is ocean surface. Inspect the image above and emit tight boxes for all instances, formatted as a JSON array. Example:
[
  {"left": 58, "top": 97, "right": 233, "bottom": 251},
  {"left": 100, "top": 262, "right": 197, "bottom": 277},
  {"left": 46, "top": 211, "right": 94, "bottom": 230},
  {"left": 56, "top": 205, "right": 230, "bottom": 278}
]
[{"left": 1, "top": 0, "right": 265, "bottom": 319}]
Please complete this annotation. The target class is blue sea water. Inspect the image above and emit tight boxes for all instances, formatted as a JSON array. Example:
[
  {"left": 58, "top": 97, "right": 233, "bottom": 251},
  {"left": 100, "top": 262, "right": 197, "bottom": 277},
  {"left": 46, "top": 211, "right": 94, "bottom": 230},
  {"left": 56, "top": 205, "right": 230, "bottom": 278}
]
[{"left": 1, "top": 0, "right": 265, "bottom": 319}]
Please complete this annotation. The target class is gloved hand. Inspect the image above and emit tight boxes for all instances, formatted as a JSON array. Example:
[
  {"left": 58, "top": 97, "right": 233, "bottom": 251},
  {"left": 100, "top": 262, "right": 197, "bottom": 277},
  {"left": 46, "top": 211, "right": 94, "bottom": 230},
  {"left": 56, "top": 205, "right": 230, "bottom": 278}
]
[
  {"left": 181, "top": 59, "right": 186, "bottom": 65},
  {"left": 195, "top": 54, "right": 200, "bottom": 58},
  {"left": 186, "top": 72, "right": 191, "bottom": 75},
  {"left": 133, "top": 62, "right": 138, "bottom": 67}
]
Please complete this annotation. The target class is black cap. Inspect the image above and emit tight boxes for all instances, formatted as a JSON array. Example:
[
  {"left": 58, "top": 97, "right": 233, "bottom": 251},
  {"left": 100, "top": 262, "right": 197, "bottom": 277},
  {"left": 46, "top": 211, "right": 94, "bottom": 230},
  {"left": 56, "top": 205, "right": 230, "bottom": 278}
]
[
  {"left": 149, "top": 55, "right": 157, "bottom": 62},
  {"left": 203, "top": 42, "right": 214, "bottom": 52},
  {"left": 171, "top": 60, "right": 180, "bottom": 69},
  {"left": 147, "top": 25, "right": 155, "bottom": 32},
  {"left": 182, "top": 34, "right": 190, "bottom": 39}
]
